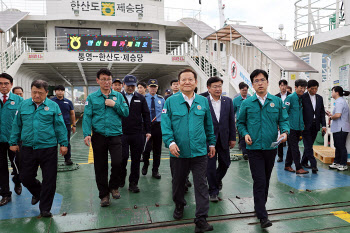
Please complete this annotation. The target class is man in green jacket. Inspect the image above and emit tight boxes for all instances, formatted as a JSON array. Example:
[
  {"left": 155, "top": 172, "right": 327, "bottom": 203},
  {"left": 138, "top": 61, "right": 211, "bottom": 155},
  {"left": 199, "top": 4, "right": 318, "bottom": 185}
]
[
  {"left": 232, "top": 82, "right": 251, "bottom": 160},
  {"left": 0, "top": 73, "right": 23, "bottom": 206},
  {"left": 161, "top": 69, "right": 216, "bottom": 233},
  {"left": 9, "top": 80, "right": 68, "bottom": 217},
  {"left": 237, "top": 69, "right": 289, "bottom": 228},
  {"left": 284, "top": 79, "right": 309, "bottom": 174},
  {"left": 83, "top": 68, "right": 129, "bottom": 207}
]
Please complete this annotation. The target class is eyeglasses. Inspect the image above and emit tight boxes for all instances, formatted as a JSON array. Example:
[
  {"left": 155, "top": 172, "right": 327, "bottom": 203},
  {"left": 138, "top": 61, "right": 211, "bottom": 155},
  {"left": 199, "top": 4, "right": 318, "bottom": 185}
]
[
  {"left": 100, "top": 79, "right": 112, "bottom": 83},
  {"left": 253, "top": 78, "right": 267, "bottom": 84}
]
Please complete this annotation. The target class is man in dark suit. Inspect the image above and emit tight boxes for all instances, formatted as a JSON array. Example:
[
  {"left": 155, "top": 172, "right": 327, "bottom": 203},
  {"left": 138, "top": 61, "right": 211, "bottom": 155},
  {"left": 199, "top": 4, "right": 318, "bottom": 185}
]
[
  {"left": 301, "top": 80, "right": 326, "bottom": 174},
  {"left": 121, "top": 75, "right": 151, "bottom": 192},
  {"left": 200, "top": 90, "right": 210, "bottom": 97},
  {"left": 206, "top": 77, "right": 236, "bottom": 202},
  {"left": 275, "top": 80, "right": 291, "bottom": 162}
]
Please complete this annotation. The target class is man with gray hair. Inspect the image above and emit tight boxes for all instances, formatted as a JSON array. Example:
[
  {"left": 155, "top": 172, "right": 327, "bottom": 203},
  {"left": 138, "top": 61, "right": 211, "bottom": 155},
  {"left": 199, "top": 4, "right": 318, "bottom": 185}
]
[{"left": 9, "top": 80, "right": 68, "bottom": 217}]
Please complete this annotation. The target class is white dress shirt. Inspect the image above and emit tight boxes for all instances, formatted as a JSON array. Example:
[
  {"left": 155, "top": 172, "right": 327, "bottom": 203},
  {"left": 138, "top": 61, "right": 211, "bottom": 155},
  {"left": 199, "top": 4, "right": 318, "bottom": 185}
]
[
  {"left": 257, "top": 93, "right": 268, "bottom": 106},
  {"left": 308, "top": 92, "right": 316, "bottom": 118},
  {"left": 210, "top": 94, "right": 221, "bottom": 122},
  {"left": 280, "top": 92, "right": 287, "bottom": 102},
  {"left": 182, "top": 92, "right": 195, "bottom": 107}
]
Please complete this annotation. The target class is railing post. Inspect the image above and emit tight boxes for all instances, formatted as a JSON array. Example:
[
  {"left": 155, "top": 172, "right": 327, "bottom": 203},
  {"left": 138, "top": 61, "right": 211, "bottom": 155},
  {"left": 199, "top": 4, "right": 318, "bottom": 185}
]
[{"left": 336, "top": 0, "right": 340, "bottom": 29}]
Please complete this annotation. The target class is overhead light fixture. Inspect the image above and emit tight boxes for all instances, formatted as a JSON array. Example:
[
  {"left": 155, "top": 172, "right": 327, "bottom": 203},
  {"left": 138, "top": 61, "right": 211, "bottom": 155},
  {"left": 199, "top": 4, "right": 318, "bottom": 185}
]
[{"left": 74, "top": 9, "right": 79, "bottom": 16}]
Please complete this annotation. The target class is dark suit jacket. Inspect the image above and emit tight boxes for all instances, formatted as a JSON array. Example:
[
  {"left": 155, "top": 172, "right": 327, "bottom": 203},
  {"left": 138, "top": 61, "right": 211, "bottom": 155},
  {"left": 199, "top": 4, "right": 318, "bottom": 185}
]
[
  {"left": 200, "top": 91, "right": 210, "bottom": 97},
  {"left": 301, "top": 92, "right": 326, "bottom": 131},
  {"left": 121, "top": 91, "right": 151, "bottom": 135},
  {"left": 207, "top": 95, "right": 236, "bottom": 150},
  {"left": 275, "top": 91, "right": 291, "bottom": 98}
]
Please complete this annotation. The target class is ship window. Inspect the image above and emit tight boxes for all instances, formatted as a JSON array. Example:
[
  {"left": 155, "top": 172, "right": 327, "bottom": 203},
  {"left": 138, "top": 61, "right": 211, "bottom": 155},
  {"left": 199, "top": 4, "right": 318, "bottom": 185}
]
[{"left": 116, "top": 30, "right": 159, "bottom": 52}]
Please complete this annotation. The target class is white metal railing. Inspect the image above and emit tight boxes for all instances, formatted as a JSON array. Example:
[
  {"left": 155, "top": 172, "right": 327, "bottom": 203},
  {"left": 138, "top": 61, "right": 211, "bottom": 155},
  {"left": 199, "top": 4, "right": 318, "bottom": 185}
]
[
  {"left": 294, "top": 0, "right": 345, "bottom": 40},
  {"left": 0, "top": 38, "right": 25, "bottom": 72},
  {"left": 23, "top": 37, "right": 48, "bottom": 52}
]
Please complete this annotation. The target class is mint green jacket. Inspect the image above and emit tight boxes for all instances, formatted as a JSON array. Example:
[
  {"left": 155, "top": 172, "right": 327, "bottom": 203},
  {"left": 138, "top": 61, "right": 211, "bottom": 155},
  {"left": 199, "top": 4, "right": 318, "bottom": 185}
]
[
  {"left": 83, "top": 89, "right": 129, "bottom": 138},
  {"left": 161, "top": 93, "right": 216, "bottom": 158},
  {"left": 9, "top": 98, "right": 68, "bottom": 149},
  {"left": 237, "top": 93, "right": 290, "bottom": 150},
  {"left": 232, "top": 95, "right": 250, "bottom": 118},
  {"left": 284, "top": 92, "right": 304, "bottom": 131},
  {"left": 0, "top": 92, "right": 23, "bottom": 143}
]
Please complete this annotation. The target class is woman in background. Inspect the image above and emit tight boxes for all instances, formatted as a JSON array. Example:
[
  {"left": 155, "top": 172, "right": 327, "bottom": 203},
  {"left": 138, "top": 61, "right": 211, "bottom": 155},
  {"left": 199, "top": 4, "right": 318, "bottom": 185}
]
[{"left": 327, "top": 86, "right": 350, "bottom": 171}]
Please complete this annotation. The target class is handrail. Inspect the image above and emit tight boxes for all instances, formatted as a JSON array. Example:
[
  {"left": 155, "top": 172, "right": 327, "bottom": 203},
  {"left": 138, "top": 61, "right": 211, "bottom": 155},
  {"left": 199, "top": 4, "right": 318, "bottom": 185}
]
[
  {"left": 0, "top": 38, "right": 25, "bottom": 72},
  {"left": 294, "top": 0, "right": 343, "bottom": 40}
]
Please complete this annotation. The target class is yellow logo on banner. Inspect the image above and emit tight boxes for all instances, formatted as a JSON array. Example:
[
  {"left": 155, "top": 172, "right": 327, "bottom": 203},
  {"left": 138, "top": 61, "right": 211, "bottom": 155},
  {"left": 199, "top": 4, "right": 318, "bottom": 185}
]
[
  {"left": 70, "top": 36, "right": 81, "bottom": 50},
  {"left": 101, "top": 2, "right": 115, "bottom": 16},
  {"left": 291, "top": 74, "right": 296, "bottom": 80}
]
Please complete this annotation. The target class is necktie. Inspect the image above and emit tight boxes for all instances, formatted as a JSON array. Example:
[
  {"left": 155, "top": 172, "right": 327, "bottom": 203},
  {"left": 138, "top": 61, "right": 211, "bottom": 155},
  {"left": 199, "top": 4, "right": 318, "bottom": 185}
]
[
  {"left": 3, "top": 95, "right": 7, "bottom": 104},
  {"left": 151, "top": 97, "right": 156, "bottom": 121}
]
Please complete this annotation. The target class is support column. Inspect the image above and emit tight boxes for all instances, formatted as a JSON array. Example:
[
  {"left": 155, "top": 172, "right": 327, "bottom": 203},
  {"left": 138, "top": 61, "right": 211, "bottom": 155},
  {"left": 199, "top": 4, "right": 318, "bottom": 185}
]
[{"left": 84, "top": 86, "right": 89, "bottom": 100}]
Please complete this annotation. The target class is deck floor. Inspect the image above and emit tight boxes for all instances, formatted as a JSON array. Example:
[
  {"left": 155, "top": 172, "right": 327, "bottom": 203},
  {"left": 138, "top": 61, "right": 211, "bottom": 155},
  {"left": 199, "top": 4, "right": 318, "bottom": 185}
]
[{"left": 1, "top": 121, "right": 350, "bottom": 233}]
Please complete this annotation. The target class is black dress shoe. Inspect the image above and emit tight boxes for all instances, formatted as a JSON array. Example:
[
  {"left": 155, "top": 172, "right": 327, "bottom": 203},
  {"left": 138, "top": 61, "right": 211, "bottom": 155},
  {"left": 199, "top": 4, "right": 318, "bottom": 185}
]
[
  {"left": 260, "top": 218, "right": 272, "bottom": 228},
  {"left": 40, "top": 211, "right": 53, "bottom": 217},
  {"left": 173, "top": 204, "right": 184, "bottom": 220},
  {"left": 142, "top": 165, "right": 148, "bottom": 175},
  {"left": 65, "top": 159, "right": 73, "bottom": 165},
  {"left": 277, "top": 157, "right": 283, "bottom": 162},
  {"left": 312, "top": 167, "right": 318, "bottom": 174},
  {"left": 0, "top": 196, "right": 11, "bottom": 206},
  {"left": 14, "top": 184, "right": 22, "bottom": 195},
  {"left": 302, "top": 163, "right": 311, "bottom": 169},
  {"left": 31, "top": 196, "right": 40, "bottom": 205},
  {"left": 152, "top": 172, "right": 161, "bottom": 179},
  {"left": 195, "top": 219, "right": 214, "bottom": 232},
  {"left": 243, "top": 154, "right": 249, "bottom": 160},
  {"left": 128, "top": 183, "right": 140, "bottom": 193}
]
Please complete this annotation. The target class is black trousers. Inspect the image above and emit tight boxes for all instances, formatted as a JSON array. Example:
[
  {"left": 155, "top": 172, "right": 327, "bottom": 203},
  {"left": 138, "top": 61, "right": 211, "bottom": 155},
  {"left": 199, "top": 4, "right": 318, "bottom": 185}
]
[
  {"left": 285, "top": 129, "right": 302, "bottom": 170},
  {"left": 238, "top": 132, "right": 247, "bottom": 155},
  {"left": 64, "top": 125, "right": 71, "bottom": 161},
  {"left": 91, "top": 133, "right": 122, "bottom": 199},
  {"left": 170, "top": 155, "right": 209, "bottom": 222},
  {"left": 247, "top": 149, "right": 276, "bottom": 220},
  {"left": 333, "top": 131, "right": 349, "bottom": 166},
  {"left": 121, "top": 133, "right": 144, "bottom": 185},
  {"left": 207, "top": 139, "right": 230, "bottom": 196},
  {"left": 301, "top": 121, "right": 318, "bottom": 168},
  {"left": 21, "top": 146, "right": 57, "bottom": 212},
  {"left": 143, "top": 122, "right": 162, "bottom": 173},
  {"left": 277, "top": 142, "right": 286, "bottom": 159},
  {"left": 0, "top": 142, "right": 21, "bottom": 197}
]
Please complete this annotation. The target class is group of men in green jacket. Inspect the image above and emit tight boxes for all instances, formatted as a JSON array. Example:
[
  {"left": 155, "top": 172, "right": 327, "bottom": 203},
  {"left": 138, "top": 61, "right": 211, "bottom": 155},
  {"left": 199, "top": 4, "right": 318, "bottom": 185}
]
[{"left": 0, "top": 73, "right": 68, "bottom": 218}]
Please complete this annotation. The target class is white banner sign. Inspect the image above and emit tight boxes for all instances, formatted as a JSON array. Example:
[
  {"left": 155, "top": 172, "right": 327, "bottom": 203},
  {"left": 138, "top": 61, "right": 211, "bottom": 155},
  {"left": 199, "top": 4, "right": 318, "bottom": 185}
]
[{"left": 228, "top": 56, "right": 254, "bottom": 96}]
